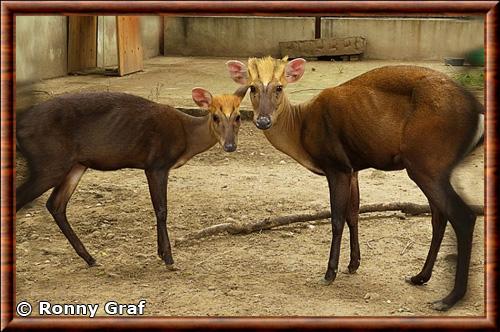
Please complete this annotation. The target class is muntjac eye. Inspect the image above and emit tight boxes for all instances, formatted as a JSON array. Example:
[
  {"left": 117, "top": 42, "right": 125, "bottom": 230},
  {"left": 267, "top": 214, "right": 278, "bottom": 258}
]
[
  {"left": 213, "top": 114, "right": 220, "bottom": 123},
  {"left": 250, "top": 86, "right": 256, "bottom": 93},
  {"left": 235, "top": 115, "right": 241, "bottom": 122},
  {"left": 276, "top": 85, "right": 283, "bottom": 92}
]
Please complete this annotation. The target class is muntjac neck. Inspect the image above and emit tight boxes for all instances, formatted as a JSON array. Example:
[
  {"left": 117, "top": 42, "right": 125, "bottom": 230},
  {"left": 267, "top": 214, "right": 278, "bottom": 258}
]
[
  {"left": 261, "top": 95, "right": 323, "bottom": 174},
  {"left": 264, "top": 94, "right": 305, "bottom": 146},
  {"left": 175, "top": 114, "right": 218, "bottom": 168}
]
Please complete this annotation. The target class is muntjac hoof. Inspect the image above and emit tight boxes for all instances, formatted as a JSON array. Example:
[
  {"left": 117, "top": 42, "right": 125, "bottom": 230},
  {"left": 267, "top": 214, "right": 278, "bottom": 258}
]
[
  {"left": 159, "top": 252, "right": 174, "bottom": 265},
  {"left": 87, "top": 260, "right": 100, "bottom": 268},
  {"left": 431, "top": 300, "right": 451, "bottom": 311},
  {"left": 347, "top": 261, "right": 360, "bottom": 274},
  {"left": 405, "top": 275, "right": 427, "bottom": 285},
  {"left": 320, "top": 278, "right": 334, "bottom": 286},
  {"left": 322, "top": 269, "right": 337, "bottom": 285},
  {"left": 86, "top": 257, "right": 98, "bottom": 267},
  {"left": 163, "top": 255, "right": 174, "bottom": 265},
  {"left": 165, "top": 264, "right": 179, "bottom": 271}
]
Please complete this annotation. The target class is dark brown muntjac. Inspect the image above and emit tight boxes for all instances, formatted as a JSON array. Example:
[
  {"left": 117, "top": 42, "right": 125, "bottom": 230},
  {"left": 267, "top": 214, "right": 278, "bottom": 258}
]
[
  {"left": 16, "top": 87, "right": 247, "bottom": 267},
  {"left": 227, "top": 56, "right": 484, "bottom": 311}
]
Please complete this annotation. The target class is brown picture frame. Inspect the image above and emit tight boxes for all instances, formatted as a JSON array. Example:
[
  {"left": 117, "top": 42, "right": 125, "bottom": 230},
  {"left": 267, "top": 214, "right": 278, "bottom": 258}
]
[{"left": 1, "top": 1, "right": 497, "bottom": 330}]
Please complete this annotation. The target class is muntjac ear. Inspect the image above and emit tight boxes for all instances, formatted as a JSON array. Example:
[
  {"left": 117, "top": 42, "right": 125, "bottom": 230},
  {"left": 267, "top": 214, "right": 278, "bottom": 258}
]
[
  {"left": 226, "top": 60, "right": 248, "bottom": 85},
  {"left": 285, "top": 58, "right": 306, "bottom": 83},
  {"left": 192, "top": 88, "right": 213, "bottom": 109},
  {"left": 233, "top": 85, "right": 249, "bottom": 100}
]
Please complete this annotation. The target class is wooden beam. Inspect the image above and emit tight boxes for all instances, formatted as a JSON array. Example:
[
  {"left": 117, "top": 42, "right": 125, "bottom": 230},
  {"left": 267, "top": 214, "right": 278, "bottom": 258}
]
[
  {"left": 315, "top": 17, "right": 321, "bottom": 39},
  {"left": 116, "top": 16, "right": 143, "bottom": 76},
  {"left": 68, "top": 16, "right": 97, "bottom": 73}
]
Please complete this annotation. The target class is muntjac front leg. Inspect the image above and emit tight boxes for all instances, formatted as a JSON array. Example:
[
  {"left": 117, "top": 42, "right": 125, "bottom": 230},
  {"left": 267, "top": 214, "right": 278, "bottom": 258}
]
[
  {"left": 323, "top": 170, "right": 352, "bottom": 284},
  {"left": 145, "top": 168, "right": 174, "bottom": 267}
]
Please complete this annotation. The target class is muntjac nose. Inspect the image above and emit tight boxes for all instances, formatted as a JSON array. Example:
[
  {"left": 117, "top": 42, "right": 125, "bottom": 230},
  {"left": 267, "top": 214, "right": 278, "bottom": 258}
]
[
  {"left": 255, "top": 116, "right": 272, "bottom": 130},
  {"left": 223, "top": 142, "right": 237, "bottom": 152}
]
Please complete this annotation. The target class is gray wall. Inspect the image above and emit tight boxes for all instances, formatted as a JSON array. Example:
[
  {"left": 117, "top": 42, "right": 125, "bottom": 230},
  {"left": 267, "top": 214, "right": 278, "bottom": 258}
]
[
  {"left": 141, "top": 16, "right": 164, "bottom": 59},
  {"left": 164, "top": 17, "right": 315, "bottom": 57},
  {"left": 16, "top": 16, "right": 68, "bottom": 84},
  {"left": 16, "top": 16, "right": 484, "bottom": 83},
  {"left": 17, "top": 16, "right": 163, "bottom": 83},
  {"left": 164, "top": 16, "right": 484, "bottom": 60},
  {"left": 321, "top": 17, "right": 484, "bottom": 60}
]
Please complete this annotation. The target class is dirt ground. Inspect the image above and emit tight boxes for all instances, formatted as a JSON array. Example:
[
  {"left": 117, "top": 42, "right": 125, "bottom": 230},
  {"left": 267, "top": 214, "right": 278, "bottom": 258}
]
[{"left": 15, "top": 57, "right": 485, "bottom": 317}]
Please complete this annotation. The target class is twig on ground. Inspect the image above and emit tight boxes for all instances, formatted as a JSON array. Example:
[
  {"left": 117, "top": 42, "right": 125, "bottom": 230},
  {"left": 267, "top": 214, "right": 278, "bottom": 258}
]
[
  {"left": 174, "top": 202, "right": 484, "bottom": 246},
  {"left": 400, "top": 240, "right": 414, "bottom": 255},
  {"left": 31, "top": 90, "right": 53, "bottom": 96}
]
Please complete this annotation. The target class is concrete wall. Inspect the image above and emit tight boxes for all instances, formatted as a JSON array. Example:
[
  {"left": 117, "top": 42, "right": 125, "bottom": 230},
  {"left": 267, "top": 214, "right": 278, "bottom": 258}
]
[
  {"left": 16, "top": 16, "right": 484, "bottom": 83},
  {"left": 16, "top": 16, "right": 163, "bottom": 83},
  {"left": 164, "top": 17, "right": 315, "bottom": 57},
  {"left": 321, "top": 17, "right": 484, "bottom": 60},
  {"left": 164, "top": 16, "right": 484, "bottom": 60},
  {"left": 16, "top": 16, "right": 68, "bottom": 84},
  {"left": 141, "top": 16, "right": 164, "bottom": 59}
]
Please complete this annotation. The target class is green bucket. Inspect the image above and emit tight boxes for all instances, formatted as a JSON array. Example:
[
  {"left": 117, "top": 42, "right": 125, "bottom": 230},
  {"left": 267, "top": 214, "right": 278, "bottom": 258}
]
[{"left": 465, "top": 47, "right": 485, "bottom": 66}]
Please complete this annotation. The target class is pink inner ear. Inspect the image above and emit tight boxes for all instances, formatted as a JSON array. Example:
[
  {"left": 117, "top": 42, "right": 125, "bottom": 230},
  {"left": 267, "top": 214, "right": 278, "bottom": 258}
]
[
  {"left": 226, "top": 61, "right": 248, "bottom": 85},
  {"left": 285, "top": 58, "right": 306, "bottom": 83},
  {"left": 192, "top": 88, "right": 212, "bottom": 108}
]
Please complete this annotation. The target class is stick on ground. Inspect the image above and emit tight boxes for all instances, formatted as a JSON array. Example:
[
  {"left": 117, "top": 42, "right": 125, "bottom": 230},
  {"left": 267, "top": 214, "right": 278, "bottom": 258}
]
[{"left": 174, "top": 202, "right": 484, "bottom": 246}]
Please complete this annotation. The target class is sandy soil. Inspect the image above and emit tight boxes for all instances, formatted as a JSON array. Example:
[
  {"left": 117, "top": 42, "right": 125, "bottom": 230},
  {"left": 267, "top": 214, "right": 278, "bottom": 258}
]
[{"left": 15, "top": 57, "right": 485, "bottom": 317}]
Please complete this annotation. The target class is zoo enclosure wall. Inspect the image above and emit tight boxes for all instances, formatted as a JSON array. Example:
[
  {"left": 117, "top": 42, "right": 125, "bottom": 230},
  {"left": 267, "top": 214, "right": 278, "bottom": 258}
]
[
  {"left": 164, "top": 16, "right": 484, "bottom": 60},
  {"left": 16, "top": 15, "right": 484, "bottom": 84}
]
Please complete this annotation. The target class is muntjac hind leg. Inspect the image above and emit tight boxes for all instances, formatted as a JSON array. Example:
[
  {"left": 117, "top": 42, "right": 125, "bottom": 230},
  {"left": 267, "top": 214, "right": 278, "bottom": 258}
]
[
  {"left": 407, "top": 169, "right": 475, "bottom": 311},
  {"left": 46, "top": 164, "right": 94, "bottom": 266},
  {"left": 406, "top": 201, "right": 446, "bottom": 285},
  {"left": 346, "top": 172, "right": 360, "bottom": 274}
]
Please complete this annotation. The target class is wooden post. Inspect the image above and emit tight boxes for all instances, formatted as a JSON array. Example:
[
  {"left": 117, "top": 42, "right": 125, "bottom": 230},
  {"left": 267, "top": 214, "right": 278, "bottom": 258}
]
[
  {"left": 68, "top": 16, "right": 97, "bottom": 73},
  {"left": 116, "top": 16, "right": 144, "bottom": 76},
  {"left": 315, "top": 17, "right": 321, "bottom": 39}
]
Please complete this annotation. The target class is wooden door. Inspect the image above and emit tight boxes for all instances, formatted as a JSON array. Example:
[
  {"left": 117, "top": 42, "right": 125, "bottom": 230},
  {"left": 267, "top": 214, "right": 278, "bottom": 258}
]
[
  {"left": 68, "top": 16, "right": 97, "bottom": 73},
  {"left": 116, "top": 16, "right": 143, "bottom": 76}
]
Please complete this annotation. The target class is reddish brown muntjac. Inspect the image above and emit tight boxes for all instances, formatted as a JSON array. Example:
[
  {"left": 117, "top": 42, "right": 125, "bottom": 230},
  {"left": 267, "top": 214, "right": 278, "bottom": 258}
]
[
  {"left": 16, "top": 87, "right": 247, "bottom": 267},
  {"left": 227, "top": 56, "right": 484, "bottom": 311}
]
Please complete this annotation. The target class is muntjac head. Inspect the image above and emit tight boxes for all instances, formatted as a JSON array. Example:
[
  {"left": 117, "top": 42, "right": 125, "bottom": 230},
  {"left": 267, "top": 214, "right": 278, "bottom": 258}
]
[
  {"left": 226, "top": 56, "right": 306, "bottom": 130},
  {"left": 192, "top": 87, "right": 247, "bottom": 152}
]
